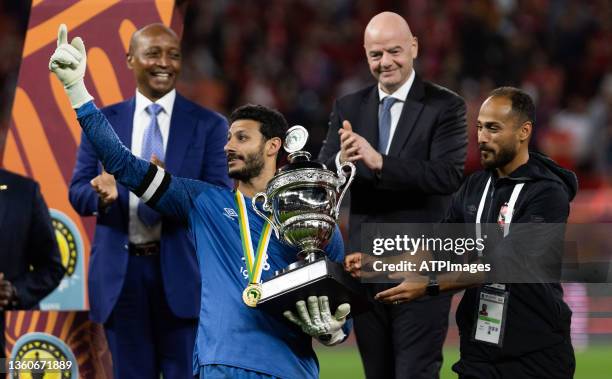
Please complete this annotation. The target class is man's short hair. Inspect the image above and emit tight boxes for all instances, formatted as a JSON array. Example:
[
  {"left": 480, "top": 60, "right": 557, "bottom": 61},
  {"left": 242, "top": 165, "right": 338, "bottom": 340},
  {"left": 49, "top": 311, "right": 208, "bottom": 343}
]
[
  {"left": 229, "top": 104, "right": 288, "bottom": 142},
  {"left": 128, "top": 23, "right": 179, "bottom": 55},
  {"left": 489, "top": 86, "right": 536, "bottom": 126}
]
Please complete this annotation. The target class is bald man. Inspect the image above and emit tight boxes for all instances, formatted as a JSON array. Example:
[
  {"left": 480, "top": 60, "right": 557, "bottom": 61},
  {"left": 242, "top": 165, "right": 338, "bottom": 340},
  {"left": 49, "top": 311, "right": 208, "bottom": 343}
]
[
  {"left": 69, "top": 23, "right": 230, "bottom": 378},
  {"left": 319, "top": 12, "right": 467, "bottom": 379}
]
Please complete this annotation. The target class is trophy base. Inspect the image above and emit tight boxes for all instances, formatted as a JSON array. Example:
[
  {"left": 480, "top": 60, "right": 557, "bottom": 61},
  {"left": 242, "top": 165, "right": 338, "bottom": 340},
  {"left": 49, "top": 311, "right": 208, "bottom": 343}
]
[{"left": 258, "top": 256, "right": 372, "bottom": 316}]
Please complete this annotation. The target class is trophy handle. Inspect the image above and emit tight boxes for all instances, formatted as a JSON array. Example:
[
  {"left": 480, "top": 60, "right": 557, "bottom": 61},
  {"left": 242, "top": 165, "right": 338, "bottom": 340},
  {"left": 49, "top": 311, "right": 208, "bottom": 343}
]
[
  {"left": 252, "top": 192, "right": 280, "bottom": 239},
  {"left": 334, "top": 161, "right": 356, "bottom": 219}
]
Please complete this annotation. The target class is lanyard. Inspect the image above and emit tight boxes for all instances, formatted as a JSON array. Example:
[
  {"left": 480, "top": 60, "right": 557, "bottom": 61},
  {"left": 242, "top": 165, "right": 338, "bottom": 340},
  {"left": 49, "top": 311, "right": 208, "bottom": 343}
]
[
  {"left": 476, "top": 177, "right": 525, "bottom": 255},
  {"left": 235, "top": 190, "right": 272, "bottom": 284},
  {"left": 472, "top": 176, "right": 524, "bottom": 343}
]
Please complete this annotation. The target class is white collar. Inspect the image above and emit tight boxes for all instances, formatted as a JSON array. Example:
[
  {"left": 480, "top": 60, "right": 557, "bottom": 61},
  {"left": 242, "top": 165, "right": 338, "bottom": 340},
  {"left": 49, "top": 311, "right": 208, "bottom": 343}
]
[
  {"left": 135, "top": 89, "right": 176, "bottom": 117},
  {"left": 378, "top": 69, "right": 415, "bottom": 102}
]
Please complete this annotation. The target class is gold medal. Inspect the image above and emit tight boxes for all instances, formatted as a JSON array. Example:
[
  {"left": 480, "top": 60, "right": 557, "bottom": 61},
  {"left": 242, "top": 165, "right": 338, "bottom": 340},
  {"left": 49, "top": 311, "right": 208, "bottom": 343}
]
[{"left": 242, "top": 283, "right": 262, "bottom": 307}]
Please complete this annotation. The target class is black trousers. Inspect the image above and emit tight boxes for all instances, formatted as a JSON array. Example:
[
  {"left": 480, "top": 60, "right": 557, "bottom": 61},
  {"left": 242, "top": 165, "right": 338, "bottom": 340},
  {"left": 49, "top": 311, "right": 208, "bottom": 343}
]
[
  {"left": 354, "top": 284, "right": 452, "bottom": 379},
  {"left": 452, "top": 339, "right": 575, "bottom": 379}
]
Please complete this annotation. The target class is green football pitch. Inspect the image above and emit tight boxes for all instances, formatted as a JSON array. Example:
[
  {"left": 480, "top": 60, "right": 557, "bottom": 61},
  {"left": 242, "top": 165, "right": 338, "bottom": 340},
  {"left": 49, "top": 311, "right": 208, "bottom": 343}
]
[{"left": 316, "top": 345, "right": 612, "bottom": 379}]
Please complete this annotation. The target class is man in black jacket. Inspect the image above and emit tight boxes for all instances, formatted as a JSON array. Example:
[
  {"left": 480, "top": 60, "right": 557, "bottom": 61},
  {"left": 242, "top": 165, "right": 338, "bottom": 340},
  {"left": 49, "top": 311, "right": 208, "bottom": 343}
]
[
  {"left": 373, "top": 87, "right": 577, "bottom": 378},
  {"left": 0, "top": 169, "right": 65, "bottom": 358},
  {"left": 318, "top": 11, "right": 467, "bottom": 379}
]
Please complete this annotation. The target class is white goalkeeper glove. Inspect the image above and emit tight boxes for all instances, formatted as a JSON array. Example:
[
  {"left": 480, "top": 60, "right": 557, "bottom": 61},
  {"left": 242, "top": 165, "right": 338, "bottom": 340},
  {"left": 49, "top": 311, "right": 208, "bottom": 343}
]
[
  {"left": 283, "top": 296, "right": 350, "bottom": 346},
  {"left": 48, "top": 24, "right": 93, "bottom": 108}
]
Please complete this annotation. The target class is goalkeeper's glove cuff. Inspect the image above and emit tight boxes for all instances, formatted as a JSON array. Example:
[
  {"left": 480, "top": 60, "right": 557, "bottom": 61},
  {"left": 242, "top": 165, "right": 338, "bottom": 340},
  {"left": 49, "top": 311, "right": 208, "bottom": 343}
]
[
  {"left": 316, "top": 329, "right": 346, "bottom": 346},
  {"left": 65, "top": 79, "right": 93, "bottom": 109}
]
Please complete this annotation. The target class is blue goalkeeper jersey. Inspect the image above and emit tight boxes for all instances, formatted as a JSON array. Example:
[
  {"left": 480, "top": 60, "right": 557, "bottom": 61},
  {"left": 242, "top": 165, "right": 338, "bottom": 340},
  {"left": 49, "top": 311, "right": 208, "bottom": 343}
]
[{"left": 76, "top": 102, "right": 346, "bottom": 379}]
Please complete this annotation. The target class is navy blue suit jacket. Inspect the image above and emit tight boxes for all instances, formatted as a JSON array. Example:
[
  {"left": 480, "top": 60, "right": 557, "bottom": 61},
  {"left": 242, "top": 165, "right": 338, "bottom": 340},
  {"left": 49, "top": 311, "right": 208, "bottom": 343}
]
[
  {"left": 0, "top": 169, "right": 65, "bottom": 309},
  {"left": 69, "top": 94, "right": 231, "bottom": 323},
  {"left": 318, "top": 76, "right": 468, "bottom": 251}
]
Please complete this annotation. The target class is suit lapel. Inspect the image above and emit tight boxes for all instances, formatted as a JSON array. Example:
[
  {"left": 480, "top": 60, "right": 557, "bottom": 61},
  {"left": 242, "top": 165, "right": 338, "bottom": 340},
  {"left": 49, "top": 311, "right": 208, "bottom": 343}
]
[
  {"left": 105, "top": 98, "right": 135, "bottom": 221},
  {"left": 358, "top": 86, "right": 380, "bottom": 149},
  {"left": 343, "top": 86, "right": 380, "bottom": 181},
  {"left": 388, "top": 75, "right": 425, "bottom": 156},
  {"left": 109, "top": 98, "right": 135, "bottom": 147},
  {"left": 165, "top": 94, "right": 194, "bottom": 174}
]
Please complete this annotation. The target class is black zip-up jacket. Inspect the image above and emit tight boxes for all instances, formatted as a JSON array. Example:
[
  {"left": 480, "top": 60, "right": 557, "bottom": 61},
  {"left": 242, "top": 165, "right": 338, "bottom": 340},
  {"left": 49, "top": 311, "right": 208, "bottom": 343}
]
[{"left": 444, "top": 152, "right": 578, "bottom": 360}]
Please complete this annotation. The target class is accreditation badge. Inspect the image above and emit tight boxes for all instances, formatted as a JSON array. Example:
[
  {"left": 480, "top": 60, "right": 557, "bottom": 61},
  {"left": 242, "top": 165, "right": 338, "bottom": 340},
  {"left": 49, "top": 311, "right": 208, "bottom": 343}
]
[
  {"left": 242, "top": 283, "right": 263, "bottom": 308},
  {"left": 472, "top": 284, "right": 509, "bottom": 347}
]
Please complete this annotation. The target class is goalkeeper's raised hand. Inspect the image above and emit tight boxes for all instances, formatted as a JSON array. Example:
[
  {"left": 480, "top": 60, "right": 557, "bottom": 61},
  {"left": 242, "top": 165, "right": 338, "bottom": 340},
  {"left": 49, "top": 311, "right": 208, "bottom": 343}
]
[
  {"left": 283, "top": 296, "right": 350, "bottom": 346},
  {"left": 48, "top": 24, "right": 93, "bottom": 108}
]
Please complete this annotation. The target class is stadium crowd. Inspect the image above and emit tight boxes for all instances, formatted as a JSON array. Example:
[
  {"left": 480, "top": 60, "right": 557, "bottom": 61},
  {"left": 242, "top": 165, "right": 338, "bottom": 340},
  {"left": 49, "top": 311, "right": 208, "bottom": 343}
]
[{"left": 177, "top": 0, "right": 610, "bottom": 185}]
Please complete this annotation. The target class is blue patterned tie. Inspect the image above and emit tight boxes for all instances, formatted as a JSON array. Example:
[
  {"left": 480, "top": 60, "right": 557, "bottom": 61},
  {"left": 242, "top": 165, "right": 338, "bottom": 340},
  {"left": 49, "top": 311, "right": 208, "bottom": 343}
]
[
  {"left": 378, "top": 96, "right": 398, "bottom": 153},
  {"left": 137, "top": 103, "right": 164, "bottom": 227}
]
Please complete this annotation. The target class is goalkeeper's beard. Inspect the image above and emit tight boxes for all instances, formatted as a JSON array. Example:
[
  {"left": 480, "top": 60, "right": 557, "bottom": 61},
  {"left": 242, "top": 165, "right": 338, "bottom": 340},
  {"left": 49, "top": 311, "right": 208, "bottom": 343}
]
[{"left": 228, "top": 150, "right": 265, "bottom": 182}]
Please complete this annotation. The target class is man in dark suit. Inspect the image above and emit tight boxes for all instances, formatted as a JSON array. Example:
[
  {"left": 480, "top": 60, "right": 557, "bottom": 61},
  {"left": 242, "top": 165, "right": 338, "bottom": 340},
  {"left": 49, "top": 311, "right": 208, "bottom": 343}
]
[
  {"left": 0, "top": 169, "right": 65, "bottom": 359},
  {"left": 318, "top": 12, "right": 467, "bottom": 379},
  {"left": 69, "top": 24, "right": 230, "bottom": 378}
]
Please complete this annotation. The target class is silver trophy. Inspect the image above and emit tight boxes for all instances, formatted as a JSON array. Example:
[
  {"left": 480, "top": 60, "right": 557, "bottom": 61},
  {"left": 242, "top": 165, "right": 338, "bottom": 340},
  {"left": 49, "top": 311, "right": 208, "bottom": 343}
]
[{"left": 252, "top": 126, "right": 371, "bottom": 314}]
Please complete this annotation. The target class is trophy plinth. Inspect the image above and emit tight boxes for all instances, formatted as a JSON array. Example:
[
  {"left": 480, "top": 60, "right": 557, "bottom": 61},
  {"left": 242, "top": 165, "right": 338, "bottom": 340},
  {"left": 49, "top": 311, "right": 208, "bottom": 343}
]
[
  {"left": 258, "top": 256, "right": 372, "bottom": 315},
  {"left": 252, "top": 125, "right": 372, "bottom": 315}
]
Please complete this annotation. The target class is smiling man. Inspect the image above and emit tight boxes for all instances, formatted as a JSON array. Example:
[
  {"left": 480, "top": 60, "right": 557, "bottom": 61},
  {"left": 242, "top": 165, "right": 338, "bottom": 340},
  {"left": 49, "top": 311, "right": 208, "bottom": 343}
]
[
  {"left": 68, "top": 23, "right": 230, "bottom": 378},
  {"left": 127, "top": 24, "right": 181, "bottom": 99},
  {"left": 318, "top": 11, "right": 467, "bottom": 379}
]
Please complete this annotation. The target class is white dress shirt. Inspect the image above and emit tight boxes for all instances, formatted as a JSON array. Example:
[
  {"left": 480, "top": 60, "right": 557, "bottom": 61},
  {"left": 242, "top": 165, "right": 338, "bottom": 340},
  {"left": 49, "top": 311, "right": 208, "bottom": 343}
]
[
  {"left": 335, "top": 69, "right": 415, "bottom": 167},
  {"left": 129, "top": 89, "right": 175, "bottom": 244}
]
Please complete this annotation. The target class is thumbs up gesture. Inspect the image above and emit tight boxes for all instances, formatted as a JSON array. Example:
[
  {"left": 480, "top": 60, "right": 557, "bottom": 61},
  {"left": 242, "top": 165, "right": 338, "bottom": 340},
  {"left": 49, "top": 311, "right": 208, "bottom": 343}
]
[{"left": 48, "top": 24, "right": 93, "bottom": 108}]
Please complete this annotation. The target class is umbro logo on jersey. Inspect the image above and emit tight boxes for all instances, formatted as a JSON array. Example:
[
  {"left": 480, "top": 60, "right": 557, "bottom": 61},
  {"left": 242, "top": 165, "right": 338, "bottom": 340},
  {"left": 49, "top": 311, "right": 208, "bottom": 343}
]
[{"left": 223, "top": 208, "right": 238, "bottom": 220}]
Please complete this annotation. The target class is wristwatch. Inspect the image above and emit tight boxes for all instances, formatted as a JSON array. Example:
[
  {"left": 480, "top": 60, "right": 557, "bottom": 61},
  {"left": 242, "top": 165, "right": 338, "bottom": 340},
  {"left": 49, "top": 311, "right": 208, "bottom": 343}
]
[{"left": 426, "top": 274, "right": 439, "bottom": 296}]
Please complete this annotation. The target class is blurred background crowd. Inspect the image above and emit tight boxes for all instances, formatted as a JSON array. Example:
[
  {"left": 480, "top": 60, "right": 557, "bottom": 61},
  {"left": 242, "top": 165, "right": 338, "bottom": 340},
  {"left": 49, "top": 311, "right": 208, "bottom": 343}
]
[{"left": 177, "top": 0, "right": 611, "bottom": 186}]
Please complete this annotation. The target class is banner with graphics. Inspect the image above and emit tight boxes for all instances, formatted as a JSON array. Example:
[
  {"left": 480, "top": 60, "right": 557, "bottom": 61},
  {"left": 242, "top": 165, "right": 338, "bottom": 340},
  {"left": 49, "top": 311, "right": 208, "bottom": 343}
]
[
  {"left": 2, "top": 0, "right": 182, "bottom": 302},
  {"left": 1, "top": 1, "right": 181, "bottom": 377},
  {"left": 40, "top": 209, "right": 87, "bottom": 310},
  {"left": 4, "top": 311, "right": 110, "bottom": 378},
  {"left": 2, "top": 0, "right": 180, "bottom": 306}
]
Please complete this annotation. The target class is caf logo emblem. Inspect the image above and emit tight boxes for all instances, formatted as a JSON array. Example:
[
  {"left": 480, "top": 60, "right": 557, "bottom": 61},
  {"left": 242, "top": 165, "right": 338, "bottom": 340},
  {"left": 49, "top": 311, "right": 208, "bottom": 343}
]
[
  {"left": 242, "top": 283, "right": 262, "bottom": 307},
  {"left": 10, "top": 332, "right": 78, "bottom": 378},
  {"left": 50, "top": 210, "right": 81, "bottom": 276}
]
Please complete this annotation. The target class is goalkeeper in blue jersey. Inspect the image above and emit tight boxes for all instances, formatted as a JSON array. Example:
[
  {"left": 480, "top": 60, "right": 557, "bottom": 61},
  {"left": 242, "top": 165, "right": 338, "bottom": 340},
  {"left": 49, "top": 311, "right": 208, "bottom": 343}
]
[{"left": 49, "top": 25, "right": 351, "bottom": 379}]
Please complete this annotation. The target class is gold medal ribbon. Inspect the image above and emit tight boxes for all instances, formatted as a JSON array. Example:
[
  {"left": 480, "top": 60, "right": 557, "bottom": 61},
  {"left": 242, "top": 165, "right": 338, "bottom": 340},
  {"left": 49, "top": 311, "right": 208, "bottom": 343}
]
[{"left": 235, "top": 190, "right": 272, "bottom": 284}]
